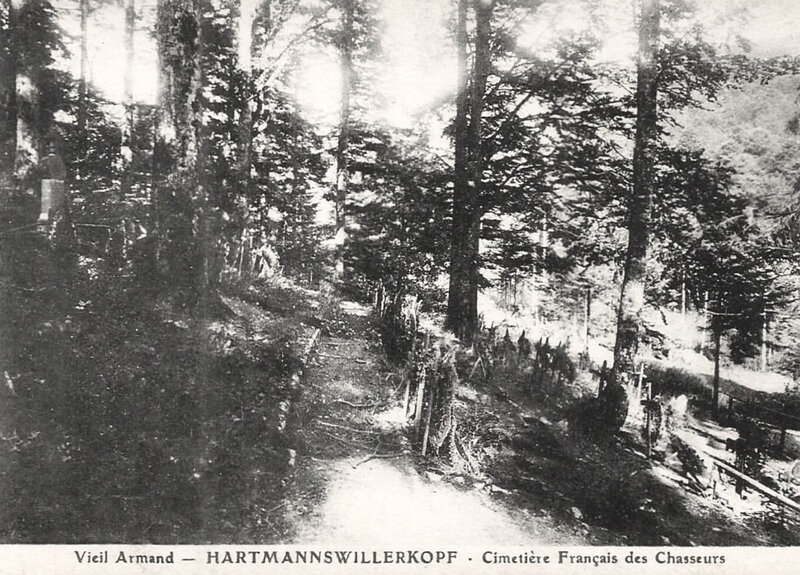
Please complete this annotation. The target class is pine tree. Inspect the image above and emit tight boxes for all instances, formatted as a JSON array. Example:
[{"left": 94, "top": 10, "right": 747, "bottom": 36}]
[{"left": 447, "top": 0, "right": 495, "bottom": 343}]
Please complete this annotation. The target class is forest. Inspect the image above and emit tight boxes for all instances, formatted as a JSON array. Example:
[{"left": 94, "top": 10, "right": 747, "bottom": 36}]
[{"left": 2, "top": 0, "right": 800, "bottom": 549}]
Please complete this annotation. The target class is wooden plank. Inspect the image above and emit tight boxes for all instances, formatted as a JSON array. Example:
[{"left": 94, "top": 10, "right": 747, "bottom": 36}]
[
  {"left": 303, "top": 329, "right": 322, "bottom": 358},
  {"left": 421, "top": 386, "right": 435, "bottom": 456},
  {"left": 705, "top": 452, "right": 800, "bottom": 514},
  {"left": 413, "top": 375, "right": 426, "bottom": 436}
]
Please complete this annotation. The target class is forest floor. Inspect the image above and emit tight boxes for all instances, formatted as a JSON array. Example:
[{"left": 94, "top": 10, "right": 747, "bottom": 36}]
[
  {"left": 273, "top": 294, "right": 800, "bottom": 546},
  {"left": 1, "top": 262, "right": 798, "bottom": 545}
]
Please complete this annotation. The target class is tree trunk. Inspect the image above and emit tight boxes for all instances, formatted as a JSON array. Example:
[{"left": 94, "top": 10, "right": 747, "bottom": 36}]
[
  {"left": 0, "top": 0, "right": 16, "bottom": 187},
  {"left": 155, "top": 0, "right": 208, "bottom": 297},
  {"left": 235, "top": 0, "right": 270, "bottom": 197},
  {"left": 446, "top": 0, "right": 493, "bottom": 343},
  {"left": 610, "top": 0, "right": 659, "bottom": 388},
  {"left": 700, "top": 289, "right": 708, "bottom": 352},
  {"left": 157, "top": 0, "right": 201, "bottom": 171},
  {"left": 760, "top": 312, "right": 767, "bottom": 372},
  {"left": 120, "top": 0, "right": 135, "bottom": 198},
  {"left": 584, "top": 287, "right": 591, "bottom": 358},
  {"left": 74, "top": 0, "right": 89, "bottom": 195},
  {"left": 712, "top": 327, "right": 721, "bottom": 412},
  {"left": 77, "top": 0, "right": 87, "bottom": 143},
  {"left": 332, "top": 0, "right": 353, "bottom": 282},
  {"left": 604, "top": 0, "right": 659, "bottom": 434},
  {"left": 446, "top": 0, "right": 470, "bottom": 339},
  {"left": 11, "top": 0, "right": 39, "bottom": 184},
  {"left": 467, "top": 0, "right": 491, "bottom": 328},
  {"left": 680, "top": 266, "right": 686, "bottom": 320}
]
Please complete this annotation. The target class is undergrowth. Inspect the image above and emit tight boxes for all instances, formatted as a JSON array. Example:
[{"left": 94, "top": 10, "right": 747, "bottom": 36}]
[{"left": 0, "top": 241, "right": 307, "bottom": 543}]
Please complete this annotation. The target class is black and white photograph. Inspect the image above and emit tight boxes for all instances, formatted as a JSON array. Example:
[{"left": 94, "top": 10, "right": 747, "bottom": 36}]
[{"left": 1, "top": 0, "right": 800, "bottom": 571}]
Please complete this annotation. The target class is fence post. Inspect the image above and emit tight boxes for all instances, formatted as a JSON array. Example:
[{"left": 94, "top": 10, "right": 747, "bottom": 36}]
[
  {"left": 727, "top": 397, "right": 734, "bottom": 426},
  {"left": 780, "top": 417, "right": 787, "bottom": 455},
  {"left": 645, "top": 373, "right": 652, "bottom": 460}
]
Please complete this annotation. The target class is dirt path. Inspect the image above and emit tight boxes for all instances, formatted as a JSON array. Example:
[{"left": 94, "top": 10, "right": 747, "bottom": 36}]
[{"left": 286, "top": 302, "right": 577, "bottom": 546}]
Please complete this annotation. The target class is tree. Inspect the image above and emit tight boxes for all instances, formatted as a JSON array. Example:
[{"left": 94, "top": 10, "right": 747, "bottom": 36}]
[
  {"left": 446, "top": 0, "right": 470, "bottom": 337},
  {"left": 11, "top": 0, "right": 40, "bottom": 183},
  {"left": 77, "top": 0, "right": 88, "bottom": 152},
  {"left": 446, "top": 0, "right": 495, "bottom": 342},
  {"left": 331, "top": 0, "right": 353, "bottom": 281},
  {"left": 235, "top": 0, "right": 291, "bottom": 207},
  {"left": 154, "top": 0, "right": 210, "bottom": 300},
  {"left": 119, "top": 0, "right": 135, "bottom": 198},
  {"left": 343, "top": 125, "right": 451, "bottom": 297},
  {"left": 689, "top": 209, "right": 794, "bottom": 409},
  {"left": 8, "top": 0, "right": 64, "bottom": 186},
  {"left": 602, "top": 0, "right": 660, "bottom": 432},
  {"left": 303, "top": 0, "right": 378, "bottom": 282},
  {"left": 0, "top": 0, "right": 14, "bottom": 186}
]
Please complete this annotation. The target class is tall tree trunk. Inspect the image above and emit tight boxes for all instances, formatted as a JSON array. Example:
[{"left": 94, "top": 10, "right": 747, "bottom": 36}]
[
  {"left": 712, "top": 327, "right": 721, "bottom": 412},
  {"left": 467, "top": 0, "right": 491, "bottom": 328},
  {"left": 235, "top": 0, "right": 270, "bottom": 192},
  {"left": 700, "top": 289, "right": 708, "bottom": 352},
  {"left": 0, "top": 0, "right": 16, "bottom": 188},
  {"left": 77, "top": 0, "right": 87, "bottom": 142},
  {"left": 120, "top": 0, "right": 135, "bottom": 198},
  {"left": 680, "top": 265, "right": 686, "bottom": 320},
  {"left": 584, "top": 287, "right": 591, "bottom": 358},
  {"left": 760, "top": 312, "right": 767, "bottom": 372},
  {"left": 12, "top": 0, "right": 39, "bottom": 184},
  {"left": 157, "top": 0, "right": 202, "bottom": 170},
  {"left": 446, "top": 0, "right": 470, "bottom": 339},
  {"left": 610, "top": 0, "right": 659, "bottom": 386},
  {"left": 605, "top": 0, "right": 659, "bottom": 433},
  {"left": 74, "top": 0, "right": 89, "bottom": 195},
  {"left": 332, "top": 0, "right": 353, "bottom": 282},
  {"left": 236, "top": 0, "right": 270, "bottom": 246},
  {"left": 446, "top": 0, "right": 493, "bottom": 343},
  {"left": 155, "top": 0, "right": 207, "bottom": 297}
]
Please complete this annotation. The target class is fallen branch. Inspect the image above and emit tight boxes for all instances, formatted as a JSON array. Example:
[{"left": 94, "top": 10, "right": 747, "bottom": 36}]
[
  {"left": 468, "top": 356, "right": 486, "bottom": 381},
  {"left": 0, "top": 222, "right": 40, "bottom": 238},
  {"left": 707, "top": 452, "right": 800, "bottom": 514},
  {"left": 266, "top": 500, "right": 289, "bottom": 514},
  {"left": 333, "top": 399, "right": 375, "bottom": 409},
  {"left": 352, "top": 452, "right": 405, "bottom": 469},
  {"left": 316, "top": 420, "right": 380, "bottom": 434},
  {"left": 388, "top": 375, "right": 405, "bottom": 399},
  {"left": 320, "top": 430, "right": 370, "bottom": 449}
]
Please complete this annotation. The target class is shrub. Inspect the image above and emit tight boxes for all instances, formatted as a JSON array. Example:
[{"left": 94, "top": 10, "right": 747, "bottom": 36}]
[
  {"left": 668, "top": 436, "right": 707, "bottom": 480},
  {"left": 645, "top": 365, "right": 709, "bottom": 399},
  {"left": 734, "top": 418, "right": 769, "bottom": 479}
]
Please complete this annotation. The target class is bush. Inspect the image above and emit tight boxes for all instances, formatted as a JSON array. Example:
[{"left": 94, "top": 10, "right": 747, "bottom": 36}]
[
  {"left": 734, "top": 418, "right": 769, "bottom": 479},
  {"left": 645, "top": 365, "right": 709, "bottom": 400},
  {"left": 565, "top": 385, "right": 630, "bottom": 438},
  {"left": 668, "top": 436, "right": 707, "bottom": 480}
]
